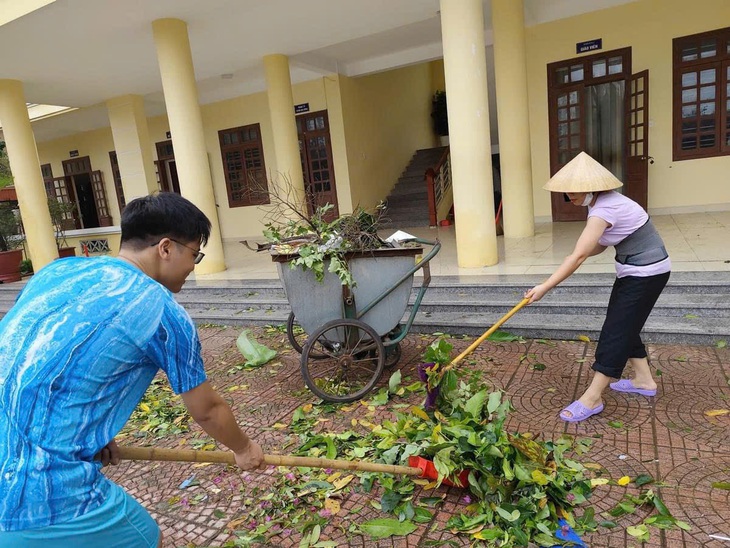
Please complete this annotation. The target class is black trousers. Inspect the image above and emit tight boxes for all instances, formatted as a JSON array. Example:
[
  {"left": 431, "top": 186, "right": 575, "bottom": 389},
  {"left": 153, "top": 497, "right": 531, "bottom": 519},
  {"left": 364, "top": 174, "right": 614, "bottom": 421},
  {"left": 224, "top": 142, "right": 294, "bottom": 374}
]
[{"left": 593, "top": 271, "right": 671, "bottom": 379}]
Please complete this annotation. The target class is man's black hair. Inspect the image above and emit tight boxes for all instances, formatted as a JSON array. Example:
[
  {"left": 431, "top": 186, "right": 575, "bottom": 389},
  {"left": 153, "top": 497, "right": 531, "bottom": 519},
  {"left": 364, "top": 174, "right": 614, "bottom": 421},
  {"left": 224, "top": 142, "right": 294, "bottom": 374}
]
[{"left": 121, "top": 192, "right": 211, "bottom": 248}]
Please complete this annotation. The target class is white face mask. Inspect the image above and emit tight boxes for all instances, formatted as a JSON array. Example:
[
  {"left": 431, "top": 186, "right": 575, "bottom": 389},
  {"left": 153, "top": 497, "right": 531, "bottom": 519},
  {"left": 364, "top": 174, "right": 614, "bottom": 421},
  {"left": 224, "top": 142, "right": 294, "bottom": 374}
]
[{"left": 581, "top": 192, "right": 594, "bottom": 207}]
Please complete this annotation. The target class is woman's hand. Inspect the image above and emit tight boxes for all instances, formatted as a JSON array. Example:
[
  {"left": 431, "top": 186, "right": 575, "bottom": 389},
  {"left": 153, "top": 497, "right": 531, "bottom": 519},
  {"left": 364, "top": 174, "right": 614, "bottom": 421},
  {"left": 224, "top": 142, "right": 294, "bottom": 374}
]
[{"left": 525, "top": 284, "right": 549, "bottom": 304}]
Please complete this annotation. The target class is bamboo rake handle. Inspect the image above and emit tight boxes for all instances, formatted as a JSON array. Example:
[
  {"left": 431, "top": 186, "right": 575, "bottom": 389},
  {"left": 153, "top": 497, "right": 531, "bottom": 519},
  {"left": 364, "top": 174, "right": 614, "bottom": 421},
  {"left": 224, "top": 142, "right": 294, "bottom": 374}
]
[
  {"left": 117, "top": 446, "right": 423, "bottom": 477},
  {"left": 443, "top": 298, "right": 530, "bottom": 372}
]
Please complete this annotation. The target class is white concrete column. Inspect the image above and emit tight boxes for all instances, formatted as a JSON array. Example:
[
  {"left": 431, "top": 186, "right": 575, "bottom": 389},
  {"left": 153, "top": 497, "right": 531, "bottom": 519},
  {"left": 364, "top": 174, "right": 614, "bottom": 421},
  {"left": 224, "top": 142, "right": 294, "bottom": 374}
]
[
  {"left": 0, "top": 79, "right": 58, "bottom": 268},
  {"left": 152, "top": 18, "right": 225, "bottom": 274},
  {"left": 492, "top": 0, "right": 535, "bottom": 238},
  {"left": 440, "top": 0, "right": 497, "bottom": 267},
  {"left": 263, "top": 54, "right": 306, "bottom": 208},
  {"left": 106, "top": 95, "right": 158, "bottom": 203}
]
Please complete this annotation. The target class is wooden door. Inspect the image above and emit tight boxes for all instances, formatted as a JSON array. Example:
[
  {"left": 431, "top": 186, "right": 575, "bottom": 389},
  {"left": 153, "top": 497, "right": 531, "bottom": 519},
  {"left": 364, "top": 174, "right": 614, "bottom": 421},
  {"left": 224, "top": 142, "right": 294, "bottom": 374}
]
[
  {"left": 548, "top": 85, "right": 587, "bottom": 221},
  {"left": 297, "top": 111, "right": 339, "bottom": 219},
  {"left": 90, "top": 171, "right": 112, "bottom": 226},
  {"left": 155, "top": 140, "right": 180, "bottom": 194},
  {"left": 625, "top": 70, "right": 649, "bottom": 209},
  {"left": 60, "top": 157, "right": 112, "bottom": 228}
]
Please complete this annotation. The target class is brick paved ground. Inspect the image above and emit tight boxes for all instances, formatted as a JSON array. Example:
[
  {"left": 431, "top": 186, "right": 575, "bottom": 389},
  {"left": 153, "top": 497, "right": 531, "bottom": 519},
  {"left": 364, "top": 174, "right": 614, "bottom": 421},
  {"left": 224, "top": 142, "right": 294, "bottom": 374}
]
[{"left": 105, "top": 325, "right": 730, "bottom": 547}]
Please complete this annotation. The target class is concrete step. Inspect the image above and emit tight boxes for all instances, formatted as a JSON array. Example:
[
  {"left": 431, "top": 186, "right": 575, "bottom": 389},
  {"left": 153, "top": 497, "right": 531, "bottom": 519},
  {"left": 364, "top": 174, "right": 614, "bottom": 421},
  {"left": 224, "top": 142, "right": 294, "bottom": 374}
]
[
  {"left": 2, "top": 273, "right": 728, "bottom": 345},
  {"left": 386, "top": 191, "right": 428, "bottom": 205}
]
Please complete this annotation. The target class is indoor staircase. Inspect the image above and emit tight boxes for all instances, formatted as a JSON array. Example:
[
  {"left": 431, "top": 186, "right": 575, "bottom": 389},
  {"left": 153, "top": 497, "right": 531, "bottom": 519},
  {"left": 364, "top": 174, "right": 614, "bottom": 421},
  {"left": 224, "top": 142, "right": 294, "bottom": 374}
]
[{"left": 381, "top": 146, "right": 447, "bottom": 228}]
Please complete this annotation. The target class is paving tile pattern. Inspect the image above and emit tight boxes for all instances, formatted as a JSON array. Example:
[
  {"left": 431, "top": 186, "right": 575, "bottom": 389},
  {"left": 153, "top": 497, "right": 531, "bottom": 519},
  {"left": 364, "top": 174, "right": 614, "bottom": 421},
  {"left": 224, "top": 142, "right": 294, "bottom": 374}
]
[{"left": 105, "top": 326, "right": 730, "bottom": 547}]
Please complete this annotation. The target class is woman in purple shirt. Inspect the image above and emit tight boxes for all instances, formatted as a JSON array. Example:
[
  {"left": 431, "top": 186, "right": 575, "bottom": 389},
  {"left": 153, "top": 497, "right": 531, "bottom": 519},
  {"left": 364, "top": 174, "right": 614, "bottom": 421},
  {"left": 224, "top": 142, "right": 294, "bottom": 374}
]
[{"left": 526, "top": 152, "right": 671, "bottom": 422}]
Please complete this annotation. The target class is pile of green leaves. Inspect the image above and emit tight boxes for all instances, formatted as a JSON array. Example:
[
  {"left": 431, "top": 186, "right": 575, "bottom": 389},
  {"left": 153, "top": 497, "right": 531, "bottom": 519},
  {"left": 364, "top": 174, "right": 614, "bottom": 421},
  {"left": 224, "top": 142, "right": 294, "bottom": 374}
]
[
  {"left": 282, "top": 338, "right": 690, "bottom": 546},
  {"left": 262, "top": 203, "right": 388, "bottom": 287},
  {"left": 120, "top": 377, "right": 191, "bottom": 439}
]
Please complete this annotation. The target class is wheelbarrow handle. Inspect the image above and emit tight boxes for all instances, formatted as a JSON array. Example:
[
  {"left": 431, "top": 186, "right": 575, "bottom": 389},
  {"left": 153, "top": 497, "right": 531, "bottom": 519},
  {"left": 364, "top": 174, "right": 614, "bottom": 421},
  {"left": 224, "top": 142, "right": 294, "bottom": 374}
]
[
  {"left": 116, "top": 446, "right": 423, "bottom": 477},
  {"left": 443, "top": 298, "right": 530, "bottom": 372}
]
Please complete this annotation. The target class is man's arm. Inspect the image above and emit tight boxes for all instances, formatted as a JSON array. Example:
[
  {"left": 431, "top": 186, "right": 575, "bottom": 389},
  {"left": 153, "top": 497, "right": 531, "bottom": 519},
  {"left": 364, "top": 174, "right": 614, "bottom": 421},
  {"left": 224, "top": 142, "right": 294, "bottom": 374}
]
[{"left": 181, "top": 380, "right": 264, "bottom": 470}]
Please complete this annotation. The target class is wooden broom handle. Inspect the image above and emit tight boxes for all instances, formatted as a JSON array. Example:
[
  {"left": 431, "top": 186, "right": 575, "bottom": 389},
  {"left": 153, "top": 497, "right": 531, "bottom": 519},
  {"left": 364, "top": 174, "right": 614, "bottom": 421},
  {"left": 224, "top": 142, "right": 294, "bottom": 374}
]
[
  {"left": 443, "top": 298, "right": 530, "bottom": 373},
  {"left": 117, "top": 446, "right": 422, "bottom": 476}
]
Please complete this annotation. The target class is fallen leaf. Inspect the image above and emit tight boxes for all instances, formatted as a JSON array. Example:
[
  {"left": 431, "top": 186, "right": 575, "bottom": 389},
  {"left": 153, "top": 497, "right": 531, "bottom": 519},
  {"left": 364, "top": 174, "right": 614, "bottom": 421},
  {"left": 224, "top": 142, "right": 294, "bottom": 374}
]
[
  {"left": 302, "top": 404, "right": 313, "bottom": 413},
  {"left": 192, "top": 462, "right": 213, "bottom": 468},
  {"left": 409, "top": 406, "right": 431, "bottom": 421},
  {"left": 326, "top": 472, "right": 342, "bottom": 483},
  {"left": 591, "top": 478, "right": 610, "bottom": 487},
  {"left": 717, "top": 340, "right": 727, "bottom": 349},
  {"left": 617, "top": 476, "right": 631, "bottom": 486},
  {"left": 578, "top": 335, "right": 591, "bottom": 342},
  {"left": 705, "top": 409, "right": 730, "bottom": 417},
  {"left": 227, "top": 517, "right": 248, "bottom": 530},
  {"left": 324, "top": 498, "right": 341, "bottom": 515},
  {"left": 272, "top": 423, "right": 288, "bottom": 429},
  {"left": 333, "top": 474, "right": 355, "bottom": 490},
  {"left": 583, "top": 463, "right": 603, "bottom": 470}
]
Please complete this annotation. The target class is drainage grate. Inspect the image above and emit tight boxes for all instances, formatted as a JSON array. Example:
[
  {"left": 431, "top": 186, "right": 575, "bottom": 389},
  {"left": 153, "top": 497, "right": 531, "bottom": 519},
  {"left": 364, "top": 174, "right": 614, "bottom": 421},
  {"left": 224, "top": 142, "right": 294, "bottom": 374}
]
[{"left": 79, "top": 239, "right": 110, "bottom": 254}]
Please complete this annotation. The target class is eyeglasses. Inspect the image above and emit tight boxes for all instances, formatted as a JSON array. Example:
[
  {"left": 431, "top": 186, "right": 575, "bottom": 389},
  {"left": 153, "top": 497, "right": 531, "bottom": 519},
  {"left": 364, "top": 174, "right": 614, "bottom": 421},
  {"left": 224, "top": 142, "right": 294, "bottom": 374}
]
[{"left": 150, "top": 238, "right": 205, "bottom": 264}]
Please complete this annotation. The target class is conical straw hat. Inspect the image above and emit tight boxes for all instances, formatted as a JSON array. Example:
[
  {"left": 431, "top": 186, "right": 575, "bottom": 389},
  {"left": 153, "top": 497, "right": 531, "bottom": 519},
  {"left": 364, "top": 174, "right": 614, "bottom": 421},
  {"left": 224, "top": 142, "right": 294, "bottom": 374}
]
[{"left": 543, "top": 151, "right": 623, "bottom": 192}]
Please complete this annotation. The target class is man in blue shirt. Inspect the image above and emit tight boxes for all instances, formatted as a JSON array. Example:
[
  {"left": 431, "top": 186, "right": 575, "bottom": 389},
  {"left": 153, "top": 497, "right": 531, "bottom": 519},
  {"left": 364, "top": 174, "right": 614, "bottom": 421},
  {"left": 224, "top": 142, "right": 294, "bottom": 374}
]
[{"left": 0, "top": 193, "right": 264, "bottom": 547}]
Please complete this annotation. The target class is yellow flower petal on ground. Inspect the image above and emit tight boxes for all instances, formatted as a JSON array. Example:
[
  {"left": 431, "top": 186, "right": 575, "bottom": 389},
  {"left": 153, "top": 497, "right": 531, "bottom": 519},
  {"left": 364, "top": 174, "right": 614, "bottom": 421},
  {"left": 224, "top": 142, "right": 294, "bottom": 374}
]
[
  {"left": 578, "top": 335, "right": 591, "bottom": 342},
  {"left": 302, "top": 403, "right": 313, "bottom": 413},
  {"left": 617, "top": 475, "right": 631, "bottom": 486},
  {"left": 139, "top": 402, "right": 151, "bottom": 413}
]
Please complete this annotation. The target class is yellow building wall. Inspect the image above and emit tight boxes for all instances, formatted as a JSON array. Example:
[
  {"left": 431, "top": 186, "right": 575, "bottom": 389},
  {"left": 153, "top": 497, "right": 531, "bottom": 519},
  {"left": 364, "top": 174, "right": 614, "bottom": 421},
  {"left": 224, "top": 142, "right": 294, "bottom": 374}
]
[
  {"left": 145, "top": 78, "right": 353, "bottom": 239},
  {"left": 526, "top": 0, "right": 730, "bottom": 218},
  {"left": 339, "top": 63, "right": 436, "bottom": 210},
  {"left": 34, "top": 64, "right": 435, "bottom": 242}
]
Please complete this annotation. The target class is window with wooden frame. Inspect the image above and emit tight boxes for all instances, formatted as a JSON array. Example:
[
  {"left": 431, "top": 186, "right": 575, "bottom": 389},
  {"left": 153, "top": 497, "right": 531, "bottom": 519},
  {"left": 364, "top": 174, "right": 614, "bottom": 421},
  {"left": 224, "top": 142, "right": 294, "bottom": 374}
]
[
  {"left": 40, "top": 163, "right": 53, "bottom": 180},
  {"left": 218, "top": 124, "right": 269, "bottom": 207},
  {"left": 673, "top": 26, "right": 730, "bottom": 160}
]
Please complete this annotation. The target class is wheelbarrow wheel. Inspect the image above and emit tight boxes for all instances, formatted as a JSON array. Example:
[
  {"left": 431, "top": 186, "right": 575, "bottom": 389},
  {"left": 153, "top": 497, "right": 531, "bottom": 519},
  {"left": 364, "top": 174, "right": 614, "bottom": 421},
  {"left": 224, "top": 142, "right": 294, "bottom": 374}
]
[
  {"left": 286, "top": 312, "right": 327, "bottom": 359},
  {"left": 301, "top": 318, "right": 385, "bottom": 403},
  {"left": 384, "top": 342, "right": 402, "bottom": 368}
]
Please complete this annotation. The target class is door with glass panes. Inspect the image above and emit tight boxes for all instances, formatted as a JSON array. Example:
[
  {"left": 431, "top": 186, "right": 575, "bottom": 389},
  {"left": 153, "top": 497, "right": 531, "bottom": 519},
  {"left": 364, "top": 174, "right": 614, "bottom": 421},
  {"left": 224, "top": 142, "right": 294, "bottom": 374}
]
[
  {"left": 548, "top": 48, "right": 649, "bottom": 221},
  {"left": 297, "top": 110, "right": 338, "bottom": 220}
]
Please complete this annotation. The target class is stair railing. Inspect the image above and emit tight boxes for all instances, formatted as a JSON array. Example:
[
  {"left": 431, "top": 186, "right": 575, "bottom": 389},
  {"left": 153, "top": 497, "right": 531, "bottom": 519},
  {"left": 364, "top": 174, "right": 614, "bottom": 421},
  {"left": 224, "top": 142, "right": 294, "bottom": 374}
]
[{"left": 425, "top": 147, "right": 451, "bottom": 227}]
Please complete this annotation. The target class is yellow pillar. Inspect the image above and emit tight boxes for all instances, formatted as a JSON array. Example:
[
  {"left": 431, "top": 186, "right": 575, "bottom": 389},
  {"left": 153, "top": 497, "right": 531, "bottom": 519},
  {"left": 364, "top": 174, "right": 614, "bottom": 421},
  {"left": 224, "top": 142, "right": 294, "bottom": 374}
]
[
  {"left": 263, "top": 54, "right": 306, "bottom": 207},
  {"left": 492, "top": 0, "right": 535, "bottom": 238},
  {"left": 152, "top": 18, "right": 225, "bottom": 274},
  {"left": 0, "top": 79, "right": 58, "bottom": 268},
  {"left": 106, "top": 95, "right": 158, "bottom": 203},
  {"left": 440, "top": 0, "right": 497, "bottom": 267}
]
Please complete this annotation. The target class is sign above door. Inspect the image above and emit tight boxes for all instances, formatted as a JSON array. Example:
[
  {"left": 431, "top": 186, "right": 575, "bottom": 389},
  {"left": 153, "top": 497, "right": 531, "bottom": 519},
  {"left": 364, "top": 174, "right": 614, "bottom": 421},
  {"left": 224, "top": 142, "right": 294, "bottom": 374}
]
[{"left": 576, "top": 39, "right": 602, "bottom": 54}]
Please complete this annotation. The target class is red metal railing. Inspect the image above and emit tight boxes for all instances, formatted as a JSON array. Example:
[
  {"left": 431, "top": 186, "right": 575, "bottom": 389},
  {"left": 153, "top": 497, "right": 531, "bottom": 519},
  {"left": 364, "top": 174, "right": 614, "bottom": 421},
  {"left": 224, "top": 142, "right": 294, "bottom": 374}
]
[{"left": 424, "top": 147, "right": 451, "bottom": 227}]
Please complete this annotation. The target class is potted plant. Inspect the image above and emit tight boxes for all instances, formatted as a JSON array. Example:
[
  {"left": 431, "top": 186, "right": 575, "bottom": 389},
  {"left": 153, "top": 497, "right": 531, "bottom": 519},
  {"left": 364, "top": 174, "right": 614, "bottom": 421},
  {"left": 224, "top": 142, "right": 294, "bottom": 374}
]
[
  {"left": 431, "top": 90, "right": 449, "bottom": 146},
  {"left": 47, "top": 197, "right": 77, "bottom": 257},
  {"left": 0, "top": 144, "right": 24, "bottom": 282},
  {"left": 0, "top": 202, "right": 24, "bottom": 282}
]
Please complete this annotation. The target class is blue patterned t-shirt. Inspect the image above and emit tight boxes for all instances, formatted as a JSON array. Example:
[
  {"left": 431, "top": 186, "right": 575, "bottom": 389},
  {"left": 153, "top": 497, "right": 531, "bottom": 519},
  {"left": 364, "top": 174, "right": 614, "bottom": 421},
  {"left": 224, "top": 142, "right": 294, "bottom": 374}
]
[{"left": 0, "top": 256, "right": 206, "bottom": 531}]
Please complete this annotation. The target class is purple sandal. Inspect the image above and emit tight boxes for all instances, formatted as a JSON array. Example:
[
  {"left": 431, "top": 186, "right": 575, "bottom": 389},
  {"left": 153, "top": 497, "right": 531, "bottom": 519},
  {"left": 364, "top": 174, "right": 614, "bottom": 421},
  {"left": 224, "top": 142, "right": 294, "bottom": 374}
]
[
  {"left": 610, "top": 379, "right": 657, "bottom": 397},
  {"left": 560, "top": 400, "right": 604, "bottom": 423}
]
